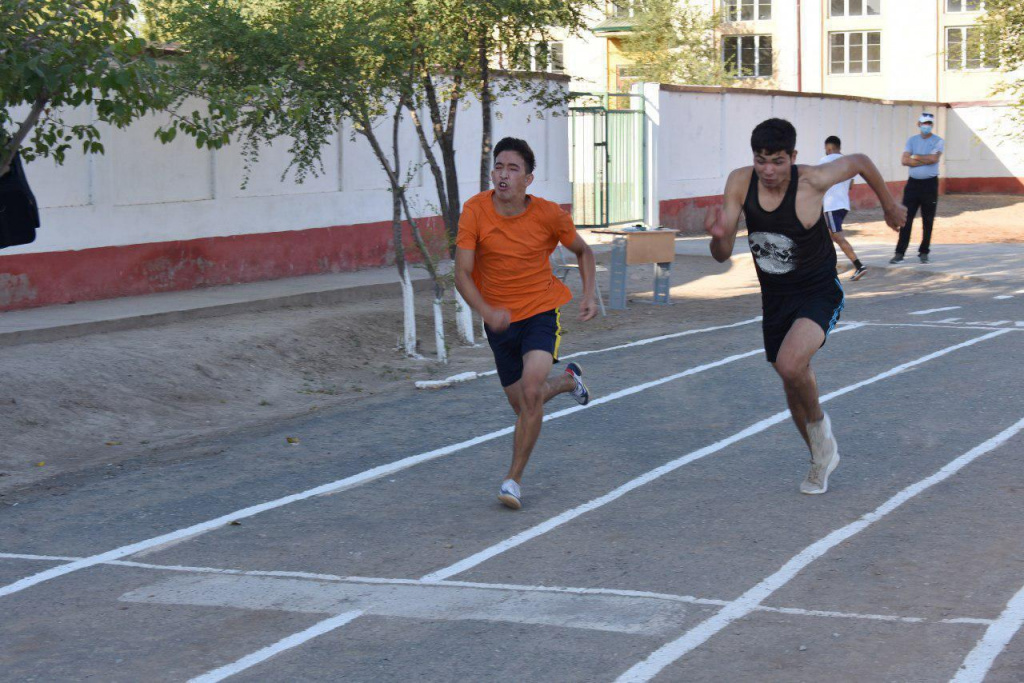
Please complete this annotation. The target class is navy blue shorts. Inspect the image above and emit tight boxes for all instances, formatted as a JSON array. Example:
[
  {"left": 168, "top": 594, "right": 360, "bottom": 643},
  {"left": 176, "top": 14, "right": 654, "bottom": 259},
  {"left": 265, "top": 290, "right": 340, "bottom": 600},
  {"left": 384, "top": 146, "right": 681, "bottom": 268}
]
[
  {"left": 824, "top": 209, "right": 848, "bottom": 233},
  {"left": 761, "top": 279, "right": 844, "bottom": 364},
  {"left": 485, "top": 309, "right": 562, "bottom": 387}
]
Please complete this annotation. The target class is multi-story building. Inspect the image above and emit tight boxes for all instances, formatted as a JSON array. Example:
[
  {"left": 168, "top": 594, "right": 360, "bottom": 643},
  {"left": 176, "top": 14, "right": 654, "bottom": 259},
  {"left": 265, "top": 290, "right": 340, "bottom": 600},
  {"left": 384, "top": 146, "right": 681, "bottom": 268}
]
[{"left": 570, "top": 0, "right": 1008, "bottom": 103}]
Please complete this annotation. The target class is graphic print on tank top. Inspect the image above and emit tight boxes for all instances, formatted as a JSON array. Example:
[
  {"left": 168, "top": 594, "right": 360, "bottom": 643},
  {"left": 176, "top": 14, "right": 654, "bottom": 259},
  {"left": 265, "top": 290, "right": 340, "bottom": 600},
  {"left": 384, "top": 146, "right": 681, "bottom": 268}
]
[
  {"left": 748, "top": 232, "right": 797, "bottom": 274},
  {"left": 742, "top": 165, "right": 836, "bottom": 293}
]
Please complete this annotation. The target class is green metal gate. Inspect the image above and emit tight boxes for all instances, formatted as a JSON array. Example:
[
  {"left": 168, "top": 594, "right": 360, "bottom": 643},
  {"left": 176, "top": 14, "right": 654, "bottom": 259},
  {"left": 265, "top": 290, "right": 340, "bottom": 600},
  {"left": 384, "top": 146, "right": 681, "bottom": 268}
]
[{"left": 569, "top": 92, "right": 645, "bottom": 229}]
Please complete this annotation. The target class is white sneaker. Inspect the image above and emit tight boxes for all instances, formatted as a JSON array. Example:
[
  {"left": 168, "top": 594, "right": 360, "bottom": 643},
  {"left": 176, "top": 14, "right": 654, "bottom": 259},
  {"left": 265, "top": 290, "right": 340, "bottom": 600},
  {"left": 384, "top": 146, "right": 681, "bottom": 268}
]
[
  {"left": 801, "top": 413, "right": 840, "bottom": 495},
  {"left": 564, "top": 362, "right": 590, "bottom": 406},
  {"left": 498, "top": 479, "right": 522, "bottom": 509}
]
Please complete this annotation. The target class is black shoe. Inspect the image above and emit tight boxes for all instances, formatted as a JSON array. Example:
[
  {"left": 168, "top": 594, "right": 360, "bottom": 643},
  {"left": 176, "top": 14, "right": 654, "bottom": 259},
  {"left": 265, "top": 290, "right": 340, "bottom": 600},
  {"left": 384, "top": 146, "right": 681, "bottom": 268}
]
[
  {"left": 888, "top": 254, "right": 904, "bottom": 264},
  {"left": 919, "top": 253, "right": 930, "bottom": 264}
]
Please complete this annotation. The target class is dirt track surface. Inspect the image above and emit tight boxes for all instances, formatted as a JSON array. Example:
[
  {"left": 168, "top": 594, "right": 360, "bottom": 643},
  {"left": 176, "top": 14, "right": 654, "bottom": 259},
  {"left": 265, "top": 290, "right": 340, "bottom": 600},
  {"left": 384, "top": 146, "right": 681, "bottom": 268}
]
[
  {"left": 845, "top": 192, "right": 1024, "bottom": 244},
  {"left": 0, "top": 195, "right": 1022, "bottom": 681},
  {"left": 0, "top": 194, "right": 1020, "bottom": 498}
]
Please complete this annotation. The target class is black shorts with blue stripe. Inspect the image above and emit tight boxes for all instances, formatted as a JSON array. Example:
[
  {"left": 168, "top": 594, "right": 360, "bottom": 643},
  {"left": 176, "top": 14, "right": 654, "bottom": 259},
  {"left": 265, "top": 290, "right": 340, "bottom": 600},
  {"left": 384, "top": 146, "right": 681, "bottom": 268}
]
[{"left": 760, "top": 278, "right": 845, "bottom": 363}]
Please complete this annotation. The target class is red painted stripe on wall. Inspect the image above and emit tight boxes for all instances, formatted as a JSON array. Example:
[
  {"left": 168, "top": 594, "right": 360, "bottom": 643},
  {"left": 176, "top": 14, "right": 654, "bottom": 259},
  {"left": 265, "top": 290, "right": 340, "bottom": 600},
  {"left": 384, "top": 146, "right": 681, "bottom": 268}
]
[
  {"left": 655, "top": 177, "right": 1024, "bottom": 235},
  {"left": 0, "top": 217, "right": 448, "bottom": 311},
  {"left": 945, "top": 177, "right": 1024, "bottom": 194}
]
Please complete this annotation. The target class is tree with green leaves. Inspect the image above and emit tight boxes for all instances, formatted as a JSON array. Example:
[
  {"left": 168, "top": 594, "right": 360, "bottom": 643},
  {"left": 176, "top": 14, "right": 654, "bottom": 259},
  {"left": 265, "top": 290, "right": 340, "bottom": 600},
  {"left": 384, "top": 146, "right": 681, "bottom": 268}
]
[
  {"left": 402, "top": 0, "right": 594, "bottom": 341},
  {"left": 618, "top": 0, "right": 731, "bottom": 87},
  {"left": 148, "top": 0, "right": 460, "bottom": 359},
  {"left": 0, "top": 0, "right": 189, "bottom": 178},
  {"left": 978, "top": 0, "right": 1024, "bottom": 120}
]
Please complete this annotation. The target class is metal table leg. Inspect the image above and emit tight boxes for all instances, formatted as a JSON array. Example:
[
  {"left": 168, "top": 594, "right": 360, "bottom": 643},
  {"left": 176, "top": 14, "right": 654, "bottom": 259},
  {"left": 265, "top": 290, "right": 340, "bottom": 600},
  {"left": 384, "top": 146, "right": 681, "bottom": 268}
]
[
  {"left": 609, "top": 237, "right": 628, "bottom": 310},
  {"left": 652, "top": 261, "right": 671, "bottom": 304}
]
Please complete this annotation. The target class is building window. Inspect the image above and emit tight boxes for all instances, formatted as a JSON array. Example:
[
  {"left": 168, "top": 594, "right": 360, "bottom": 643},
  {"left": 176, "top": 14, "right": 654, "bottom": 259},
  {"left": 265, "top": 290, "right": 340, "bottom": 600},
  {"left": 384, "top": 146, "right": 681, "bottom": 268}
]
[
  {"left": 724, "top": 0, "right": 771, "bottom": 22},
  {"left": 830, "top": 0, "right": 881, "bottom": 17},
  {"left": 615, "top": 65, "right": 640, "bottom": 93},
  {"left": 829, "top": 31, "right": 881, "bottom": 74},
  {"left": 946, "top": 0, "right": 984, "bottom": 11},
  {"left": 946, "top": 27, "right": 999, "bottom": 70},
  {"left": 509, "top": 42, "right": 564, "bottom": 73},
  {"left": 526, "top": 42, "right": 564, "bottom": 73},
  {"left": 723, "top": 35, "right": 772, "bottom": 78},
  {"left": 610, "top": 2, "right": 634, "bottom": 18}
]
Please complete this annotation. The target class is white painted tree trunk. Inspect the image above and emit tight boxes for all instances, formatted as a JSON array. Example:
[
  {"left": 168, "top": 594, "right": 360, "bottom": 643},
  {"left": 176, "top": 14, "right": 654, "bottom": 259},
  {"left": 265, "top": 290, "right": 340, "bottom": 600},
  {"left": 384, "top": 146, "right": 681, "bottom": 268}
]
[
  {"left": 433, "top": 297, "right": 448, "bottom": 364},
  {"left": 454, "top": 290, "right": 474, "bottom": 345},
  {"left": 480, "top": 313, "right": 486, "bottom": 341},
  {"left": 400, "top": 268, "right": 418, "bottom": 357}
]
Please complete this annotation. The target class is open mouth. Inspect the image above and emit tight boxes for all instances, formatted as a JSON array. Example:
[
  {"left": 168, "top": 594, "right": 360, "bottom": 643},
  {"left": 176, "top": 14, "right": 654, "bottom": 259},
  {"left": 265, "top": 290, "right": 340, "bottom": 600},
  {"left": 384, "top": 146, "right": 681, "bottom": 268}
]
[{"left": 497, "top": 182, "right": 509, "bottom": 190}]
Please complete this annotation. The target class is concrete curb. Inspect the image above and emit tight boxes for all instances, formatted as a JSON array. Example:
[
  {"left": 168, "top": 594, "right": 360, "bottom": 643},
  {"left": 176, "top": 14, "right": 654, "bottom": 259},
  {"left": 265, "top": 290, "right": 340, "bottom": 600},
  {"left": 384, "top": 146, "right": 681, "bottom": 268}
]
[{"left": 0, "top": 275, "right": 435, "bottom": 348}]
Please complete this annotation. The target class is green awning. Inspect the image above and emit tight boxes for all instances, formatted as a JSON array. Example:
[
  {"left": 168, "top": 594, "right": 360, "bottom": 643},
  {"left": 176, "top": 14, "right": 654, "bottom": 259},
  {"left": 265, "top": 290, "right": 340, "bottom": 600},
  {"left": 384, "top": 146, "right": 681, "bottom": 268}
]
[{"left": 591, "top": 17, "right": 635, "bottom": 35}]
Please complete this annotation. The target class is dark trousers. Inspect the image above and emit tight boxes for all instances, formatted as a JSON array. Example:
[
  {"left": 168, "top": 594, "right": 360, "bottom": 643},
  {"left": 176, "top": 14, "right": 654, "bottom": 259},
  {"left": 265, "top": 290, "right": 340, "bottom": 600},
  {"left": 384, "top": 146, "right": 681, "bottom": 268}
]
[{"left": 896, "top": 177, "right": 939, "bottom": 256}]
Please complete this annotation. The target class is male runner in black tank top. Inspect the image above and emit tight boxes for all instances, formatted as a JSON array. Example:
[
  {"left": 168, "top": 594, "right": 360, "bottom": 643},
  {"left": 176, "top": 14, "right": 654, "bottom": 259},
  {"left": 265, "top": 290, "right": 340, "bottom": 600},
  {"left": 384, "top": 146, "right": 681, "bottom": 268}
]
[{"left": 705, "top": 118, "right": 906, "bottom": 495}]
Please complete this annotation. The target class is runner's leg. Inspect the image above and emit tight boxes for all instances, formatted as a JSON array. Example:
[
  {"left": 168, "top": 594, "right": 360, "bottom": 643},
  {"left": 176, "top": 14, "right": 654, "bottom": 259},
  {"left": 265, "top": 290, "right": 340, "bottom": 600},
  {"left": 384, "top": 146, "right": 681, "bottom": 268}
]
[
  {"left": 502, "top": 370, "right": 576, "bottom": 417},
  {"left": 772, "top": 318, "right": 826, "bottom": 448},
  {"left": 504, "top": 350, "right": 571, "bottom": 483},
  {"left": 830, "top": 231, "right": 860, "bottom": 266}
]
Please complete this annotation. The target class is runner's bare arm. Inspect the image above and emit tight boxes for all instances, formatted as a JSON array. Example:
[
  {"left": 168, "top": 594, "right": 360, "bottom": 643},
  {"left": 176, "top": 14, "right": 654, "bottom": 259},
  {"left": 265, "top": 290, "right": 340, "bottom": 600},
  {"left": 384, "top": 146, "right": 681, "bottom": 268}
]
[
  {"left": 564, "top": 234, "right": 598, "bottom": 322},
  {"left": 805, "top": 154, "right": 907, "bottom": 230},
  {"left": 706, "top": 168, "right": 746, "bottom": 262},
  {"left": 454, "top": 247, "right": 511, "bottom": 332}
]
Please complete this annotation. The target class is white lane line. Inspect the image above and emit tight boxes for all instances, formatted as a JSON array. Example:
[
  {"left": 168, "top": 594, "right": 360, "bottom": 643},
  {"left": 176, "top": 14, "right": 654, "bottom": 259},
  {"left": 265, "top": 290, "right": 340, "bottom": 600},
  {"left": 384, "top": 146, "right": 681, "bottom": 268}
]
[
  {"left": 0, "top": 552, "right": 994, "bottom": 627},
  {"left": 419, "top": 317, "right": 762, "bottom": 386},
  {"left": 0, "top": 553, "right": 78, "bottom": 562},
  {"left": 848, "top": 322, "right": 1023, "bottom": 332},
  {"left": 952, "top": 579, "right": 1024, "bottom": 682},
  {"left": 188, "top": 610, "right": 363, "bottom": 683},
  {"left": 994, "top": 295, "right": 1014, "bottom": 300},
  {"left": 616, "top": 414, "right": 1024, "bottom": 683},
  {"left": 0, "top": 323, "right": 793, "bottom": 600},
  {"left": 422, "top": 329, "right": 1010, "bottom": 584},
  {"left": 910, "top": 306, "right": 962, "bottom": 316},
  {"left": 937, "top": 318, "right": 963, "bottom": 323}
]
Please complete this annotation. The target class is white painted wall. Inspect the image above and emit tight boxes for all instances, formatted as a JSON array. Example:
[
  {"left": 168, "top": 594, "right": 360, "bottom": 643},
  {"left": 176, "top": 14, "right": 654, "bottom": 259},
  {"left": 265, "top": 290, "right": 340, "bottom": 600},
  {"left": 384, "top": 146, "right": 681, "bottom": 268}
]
[
  {"left": 945, "top": 104, "right": 1024, "bottom": 179},
  {"left": 647, "top": 85, "right": 1022, "bottom": 220},
  {"left": 10, "top": 78, "right": 571, "bottom": 256},
  {"left": 651, "top": 86, "right": 939, "bottom": 206}
]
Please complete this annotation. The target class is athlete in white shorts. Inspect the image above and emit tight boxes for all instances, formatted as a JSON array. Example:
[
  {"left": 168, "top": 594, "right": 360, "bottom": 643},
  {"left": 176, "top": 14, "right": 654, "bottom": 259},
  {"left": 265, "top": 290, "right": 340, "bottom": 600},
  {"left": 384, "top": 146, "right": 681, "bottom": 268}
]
[{"left": 819, "top": 136, "right": 867, "bottom": 281}]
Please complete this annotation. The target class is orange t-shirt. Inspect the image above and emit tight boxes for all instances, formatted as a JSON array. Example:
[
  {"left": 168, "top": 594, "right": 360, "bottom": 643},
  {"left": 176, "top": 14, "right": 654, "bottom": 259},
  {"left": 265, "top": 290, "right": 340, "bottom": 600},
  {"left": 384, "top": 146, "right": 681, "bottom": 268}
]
[{"left": 456, "top": 191, "right": 578, "bottom": 323}]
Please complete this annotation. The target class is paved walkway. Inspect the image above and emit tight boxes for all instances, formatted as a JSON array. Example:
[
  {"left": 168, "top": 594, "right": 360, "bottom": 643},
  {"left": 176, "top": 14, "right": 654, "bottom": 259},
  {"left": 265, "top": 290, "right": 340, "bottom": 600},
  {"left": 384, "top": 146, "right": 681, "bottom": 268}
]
[{"left": 1, "top": 235, "right": 1021, "bottom": 346}]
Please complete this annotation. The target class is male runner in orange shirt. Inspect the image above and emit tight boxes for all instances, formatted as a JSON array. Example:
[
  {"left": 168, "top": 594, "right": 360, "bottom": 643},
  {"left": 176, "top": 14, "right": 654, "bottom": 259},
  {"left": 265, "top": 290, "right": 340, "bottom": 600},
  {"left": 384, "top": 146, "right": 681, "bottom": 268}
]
[{"left": 455, "top": 137, "right": 598, "bottom": 510}]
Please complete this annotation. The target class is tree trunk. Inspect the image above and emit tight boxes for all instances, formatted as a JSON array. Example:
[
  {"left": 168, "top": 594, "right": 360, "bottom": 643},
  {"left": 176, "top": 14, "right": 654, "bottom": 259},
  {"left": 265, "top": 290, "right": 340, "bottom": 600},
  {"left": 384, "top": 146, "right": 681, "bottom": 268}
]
[
  {"left": 356, "top": 105, "right": 422, "bottom": 358},
  {"left": 0, "top": 92, "right": 48, "bottom": 177},
  {"left": 454, "top": 290, "right": 474, "bottom": 345},
  {"left": 479, "top": 35, "right": 493, "bottom": 193},
  {"left": 421, "top": 73, "right": 462, "bottom": 253},
  {"left": 392, "top": 191, "right": 418, "bottom": 357},
  {"left": 433, "top": 282, "right": 448, "bottom": 364}
]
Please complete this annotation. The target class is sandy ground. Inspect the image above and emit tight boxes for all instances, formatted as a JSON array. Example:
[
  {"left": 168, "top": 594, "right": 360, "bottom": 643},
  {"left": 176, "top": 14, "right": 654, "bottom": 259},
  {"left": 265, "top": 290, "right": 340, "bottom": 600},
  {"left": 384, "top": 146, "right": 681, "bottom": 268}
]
[
  {"left": 843, "top": 193, "right": 1024, "bottom": 244},
  {"left": 0, "top": 194, "right": 1019, "bottom": 500}
]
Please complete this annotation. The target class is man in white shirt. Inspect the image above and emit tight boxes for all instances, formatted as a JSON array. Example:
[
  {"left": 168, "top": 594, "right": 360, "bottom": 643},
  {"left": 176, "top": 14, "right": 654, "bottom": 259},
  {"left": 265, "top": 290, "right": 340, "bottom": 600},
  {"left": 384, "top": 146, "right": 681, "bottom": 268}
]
[{"left": 818, "top": 136, "right": 866, "bottom": 281}]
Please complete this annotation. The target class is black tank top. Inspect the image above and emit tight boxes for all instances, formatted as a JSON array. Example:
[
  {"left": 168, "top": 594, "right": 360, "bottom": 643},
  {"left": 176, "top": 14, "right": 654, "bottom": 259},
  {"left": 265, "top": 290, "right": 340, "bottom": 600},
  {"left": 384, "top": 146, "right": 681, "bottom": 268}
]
[{"left": 743, "top": 165, "right": 837, "bottom": 294}]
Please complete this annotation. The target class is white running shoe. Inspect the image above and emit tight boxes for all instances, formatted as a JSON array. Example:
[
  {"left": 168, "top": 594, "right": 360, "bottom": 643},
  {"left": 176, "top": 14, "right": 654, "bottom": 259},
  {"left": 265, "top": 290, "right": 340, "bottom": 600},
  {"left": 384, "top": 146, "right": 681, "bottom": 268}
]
[
  {"left": 801, "top": 413, "right": 840, "bottom": 495},
  {"left": 498, "top": 479, "right": 522, "bottom": 509},
  {"left": 564, "top": 362, "right": 590, "bottom": 406}
]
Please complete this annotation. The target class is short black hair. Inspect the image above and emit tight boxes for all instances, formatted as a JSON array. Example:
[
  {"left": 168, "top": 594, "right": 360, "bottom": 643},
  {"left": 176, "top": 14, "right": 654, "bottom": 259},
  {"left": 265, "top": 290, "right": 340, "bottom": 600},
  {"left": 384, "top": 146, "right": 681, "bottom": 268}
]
[
  {"left": 825, "top": 135, "right": 841, "bottom": 149},
  {"left": 750, "top": 118, "right": 796, "bottom": 156},
  {"left": 493, "top": 137, "right": 535, "bottom": 174}
]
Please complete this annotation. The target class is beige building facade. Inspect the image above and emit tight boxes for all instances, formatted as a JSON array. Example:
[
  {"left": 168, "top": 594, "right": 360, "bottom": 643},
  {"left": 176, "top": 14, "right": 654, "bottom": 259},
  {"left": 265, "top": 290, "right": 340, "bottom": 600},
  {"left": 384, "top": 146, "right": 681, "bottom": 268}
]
[{"left": 575, "top": 0, "right": 1009, "bottom": 103}]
